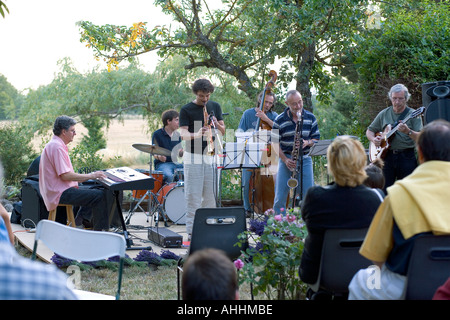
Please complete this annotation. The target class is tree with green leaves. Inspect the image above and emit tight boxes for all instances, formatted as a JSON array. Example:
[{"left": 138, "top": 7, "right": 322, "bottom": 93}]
[
  {"left": 251, "top": 0, "right": 369, "bottom": 109},
  {"left": 78, "top": 0, "right": 371, "bottom": 110},
  {"left": 0, "top": 123, "right": 38, "bottom": 186},
  {"left": 347, "top": 0, "right": 449, "bottom": 125},
  {"left": 0, "top": 74, "right": 23, "bottom": 120},
  {"left": 18, "top": 58, "right": 154, "bottom": 151},
  {"left": 0, "top": 1, "right": 9, "bottom": 18}
]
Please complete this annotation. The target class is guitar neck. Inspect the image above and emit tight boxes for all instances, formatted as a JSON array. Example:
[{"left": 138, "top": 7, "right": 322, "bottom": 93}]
[
  {"left": 386, "top": 114, "right": 412, "bottom": 139},
  {"left": 385, "top": 107, "right": 424, "bottom": 139}
]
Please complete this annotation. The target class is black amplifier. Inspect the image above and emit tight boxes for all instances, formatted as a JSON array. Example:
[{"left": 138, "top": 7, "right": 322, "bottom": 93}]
[{"left": 148, "top": 227, "right": 182, "bottom": 248}]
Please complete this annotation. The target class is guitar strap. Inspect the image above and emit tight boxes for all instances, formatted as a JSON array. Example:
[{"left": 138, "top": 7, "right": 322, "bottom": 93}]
[{"left": 391, "top": 107, "right": 410, "bottom": 128}]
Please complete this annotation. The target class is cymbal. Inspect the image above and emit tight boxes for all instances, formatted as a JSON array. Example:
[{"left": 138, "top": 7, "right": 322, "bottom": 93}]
[{"left": 132, "top": 144, "right": 171, "bottom": 156}]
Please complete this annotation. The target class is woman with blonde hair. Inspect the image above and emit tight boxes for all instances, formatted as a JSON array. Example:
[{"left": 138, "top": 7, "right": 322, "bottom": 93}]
[{"left": 299, "top": 136, "right": 384, "bottom": 299}]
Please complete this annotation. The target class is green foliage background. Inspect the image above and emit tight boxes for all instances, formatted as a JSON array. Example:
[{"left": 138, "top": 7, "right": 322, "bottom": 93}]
[{"left": 0, "top": 0, "right": 448, "bottom": 194}]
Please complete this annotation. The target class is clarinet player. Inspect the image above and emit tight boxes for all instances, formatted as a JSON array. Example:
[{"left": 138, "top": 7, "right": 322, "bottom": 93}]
[
  {"left": 271, "top": 90, "right": 320, "bottom": 213},
  {"left": 179, "top": 78, "right": 225, "bottom": 240}
]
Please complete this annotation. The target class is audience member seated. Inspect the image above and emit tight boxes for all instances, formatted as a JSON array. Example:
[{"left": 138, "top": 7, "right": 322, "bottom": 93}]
[
  {"left": 349, "top": 120, "right": 450, "bottom": 300},
  {"left": 39, "top": 115, "right": 110, "bottom": 230},
  {"left": 364, "top": 158, "right": 385, "bottom": 190},
  {"left": 433, "top": 277, "right": 450, "bottom": 300},
  {"left": 182, "top": 248, "right": 239, "bottom": 300},
  {"left": 0, "top": 242, "right": 78, "bottom": 300},
  {"left": 0, "top": 203, "right": 14, "bottom": 245},
  {"left": 299, "top": 136, "right": 384, "bottom": 297}
]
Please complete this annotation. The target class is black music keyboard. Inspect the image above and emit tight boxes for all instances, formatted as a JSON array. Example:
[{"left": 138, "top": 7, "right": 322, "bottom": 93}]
[{"left": 98, "top": 167, "right": 155, "bottom": 191}]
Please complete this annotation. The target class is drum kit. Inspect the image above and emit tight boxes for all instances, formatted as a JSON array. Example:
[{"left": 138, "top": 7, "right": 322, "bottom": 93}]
[{"left": 124, "top": 143, "right": 186, "bottom": 227}]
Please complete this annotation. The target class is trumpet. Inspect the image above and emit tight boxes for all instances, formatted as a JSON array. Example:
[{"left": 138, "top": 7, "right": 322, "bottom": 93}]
[
  {"left": 287, "top": 112, "right": 302, "bottom": 197},
  {"left": 204, "top": 103, "right": 215, "bottom": 156}
]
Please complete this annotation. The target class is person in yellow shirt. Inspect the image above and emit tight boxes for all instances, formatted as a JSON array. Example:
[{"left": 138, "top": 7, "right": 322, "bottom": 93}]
[{"left": 349, "top": 120, "right": 450, "bottom": 300}]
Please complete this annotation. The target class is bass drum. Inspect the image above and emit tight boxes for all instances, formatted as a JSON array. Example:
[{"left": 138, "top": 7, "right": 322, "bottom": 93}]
[
  {"left": 132, "top": 169, "right": 163, "bottom": 199},
  {"left": 157, "top": 182, "right": 186, "bottom": 225}
]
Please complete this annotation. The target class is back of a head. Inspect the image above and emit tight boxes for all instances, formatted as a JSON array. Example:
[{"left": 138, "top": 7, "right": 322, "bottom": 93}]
[
  {"left": 417, "top": 120, "right": 450, "bottom": 162},
  {"left": 364, "top": 164, "right": 385, "bottom": 189},
  {"left": 182, "top": 248, "right": 238, "bottom": 300},
  {"left": 327, "top": 136, "right": 368, "bottom": 187},
  {"left": 364, "top": 158, "right": 385, "bottom": 189}
]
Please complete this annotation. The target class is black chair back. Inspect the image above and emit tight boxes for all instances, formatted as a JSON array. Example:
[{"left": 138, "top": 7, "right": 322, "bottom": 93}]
[
  {"left": 405, "top": 235, "right": 450, "bottom": 300},
  {"left": 177, "top": 207, "right": 248, "bottom": 299},
  {"left": 190, "top": 207, "right": 248, "bottom": 261},
  {"left": 310, "top": 228, "right": 371, "bottom": 297}
]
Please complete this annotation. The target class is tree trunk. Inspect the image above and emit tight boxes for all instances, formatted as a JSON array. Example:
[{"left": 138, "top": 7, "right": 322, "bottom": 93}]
[{"left": 295, "top": 42, "right": 315, "bottom": 112}]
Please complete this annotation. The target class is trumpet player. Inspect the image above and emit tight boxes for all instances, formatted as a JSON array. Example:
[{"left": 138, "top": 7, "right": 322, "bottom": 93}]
[
  {"left": 271, "top": 90, "right": 320, "bottom": 213},
  {"left": 179, "top": 78, "right": 225, "bottom": 239}
]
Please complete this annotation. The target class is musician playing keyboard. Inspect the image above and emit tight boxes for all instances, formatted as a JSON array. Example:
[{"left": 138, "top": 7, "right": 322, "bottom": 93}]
[
  {"left": 39, "top": 115, "right": 110, "bottom": 231},
  {"left": 366, "top": 84, "right": 423, "bottom": 191}
]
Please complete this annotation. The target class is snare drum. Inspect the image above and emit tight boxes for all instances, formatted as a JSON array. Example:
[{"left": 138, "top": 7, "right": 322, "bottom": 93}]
[
  {"left": 157, "top": 182, "right": 186, "bottom": 224},
  {"left": 174, "top": 168, "right": 184, "bottom": 181},
  {"left": 132, "top": 169, "right": 164, "bottom": 200}
]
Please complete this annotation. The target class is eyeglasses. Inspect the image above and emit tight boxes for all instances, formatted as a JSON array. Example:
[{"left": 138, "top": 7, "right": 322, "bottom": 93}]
[{"left": 288, "top": 100, "right": 303, "bottom": 107}]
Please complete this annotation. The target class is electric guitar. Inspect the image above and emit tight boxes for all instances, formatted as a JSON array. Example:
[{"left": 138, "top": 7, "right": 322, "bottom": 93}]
[{"left": 369, "top": 107, "right": 425, "bottom": 162}]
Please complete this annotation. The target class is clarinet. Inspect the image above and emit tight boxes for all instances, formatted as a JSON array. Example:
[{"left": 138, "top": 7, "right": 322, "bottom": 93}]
[
  {"left": 287, "top": 112, "right": 303, "bottom": 196},
  {"left": 204, "top": 103, "right": 215, "bottom": 156}
]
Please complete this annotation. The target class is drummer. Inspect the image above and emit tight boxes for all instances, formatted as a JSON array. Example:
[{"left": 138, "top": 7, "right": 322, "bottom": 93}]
[{"left": 152, "top": 109, "right": 184, "bottom": 183}]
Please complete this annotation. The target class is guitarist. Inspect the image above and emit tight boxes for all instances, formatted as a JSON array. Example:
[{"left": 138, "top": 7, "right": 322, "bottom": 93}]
[{"left": 366, "top": 84, "right": 423, "bottom": 191}]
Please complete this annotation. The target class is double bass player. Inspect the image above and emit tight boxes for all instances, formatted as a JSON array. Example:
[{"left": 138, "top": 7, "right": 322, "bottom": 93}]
[{"left": 237, "top": 71, "right": 278, "bottom": 216}]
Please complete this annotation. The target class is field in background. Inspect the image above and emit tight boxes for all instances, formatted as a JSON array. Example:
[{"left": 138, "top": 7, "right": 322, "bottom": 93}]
[
  {"left": 96, "top": 117, "right": 153, "bottom": 168},
  {"left": 33, "top": 117, "right": 154, "bottom": 170}
]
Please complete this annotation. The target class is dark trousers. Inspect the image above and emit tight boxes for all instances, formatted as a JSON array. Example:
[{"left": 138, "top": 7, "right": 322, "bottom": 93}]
[
  {"left": 59, "top": 185, "right": 109, "bottom": 230},
  {"left": 383, "top": 148, "right": 418, "bottom": 192}
]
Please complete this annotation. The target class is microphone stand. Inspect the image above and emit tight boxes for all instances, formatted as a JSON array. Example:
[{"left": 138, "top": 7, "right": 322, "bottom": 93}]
[{"left": 208, "top": 111, "right": 223, "bottom": 206}]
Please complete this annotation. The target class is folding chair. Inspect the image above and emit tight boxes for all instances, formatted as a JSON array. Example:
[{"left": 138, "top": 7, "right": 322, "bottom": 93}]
[
  {"left": 177, "top": 207, "right": 248, "bottom": 300},
  {"left": 308, "top": 228, "right": 371, "bottom": 300},
  {"left": 31, "top": 220, "right": 126, "bottom": 300},
  {"left": 404, "top": 234, "right": 450, "bottom": 300}
]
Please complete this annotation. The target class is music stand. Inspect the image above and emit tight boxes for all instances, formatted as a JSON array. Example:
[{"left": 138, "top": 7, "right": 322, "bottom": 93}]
[
  {"left": 218, "top": 141, "right": 265, "bottom": 208},
  {"left": 308, "top": 139, "right": 333, "bottom": 157},
  {"left": 308, "top": 139, "right": 333, "bottom": 185},
  {"left": 222, "top": 141, "right": 265, "bottom": 169}
]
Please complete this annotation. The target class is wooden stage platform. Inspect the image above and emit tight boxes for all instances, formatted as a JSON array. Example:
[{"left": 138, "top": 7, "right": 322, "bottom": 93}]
[{"left": 11, "top": 210, "right": 190, "bottom": 263}]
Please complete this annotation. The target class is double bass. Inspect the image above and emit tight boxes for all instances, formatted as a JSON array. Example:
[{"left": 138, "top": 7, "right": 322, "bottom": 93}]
[{"left": 251, "top": 70, "right": 279, "bottom": 214}]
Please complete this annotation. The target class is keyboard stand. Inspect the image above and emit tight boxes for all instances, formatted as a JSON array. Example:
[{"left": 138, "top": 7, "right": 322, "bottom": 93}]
[{"left": 110, "top": 190, "right": 152, "bottom": 251}]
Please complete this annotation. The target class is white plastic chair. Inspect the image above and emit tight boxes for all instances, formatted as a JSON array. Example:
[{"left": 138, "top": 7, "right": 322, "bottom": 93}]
[{"left": 31, "top": 219, "right": 126, "bottom": 300}]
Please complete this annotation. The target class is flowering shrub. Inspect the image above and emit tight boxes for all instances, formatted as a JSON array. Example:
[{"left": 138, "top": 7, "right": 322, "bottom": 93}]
[
  {"left": 237, "top": 208, "right": 308, "bottom": 300},
  {"left": 51, "top": 249, "right": 180, "bottom": 270}
]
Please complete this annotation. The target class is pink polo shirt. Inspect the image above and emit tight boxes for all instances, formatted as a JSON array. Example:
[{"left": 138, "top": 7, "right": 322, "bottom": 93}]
[{"left": 39, "top": 135, "right": 78, "bottom": 211}]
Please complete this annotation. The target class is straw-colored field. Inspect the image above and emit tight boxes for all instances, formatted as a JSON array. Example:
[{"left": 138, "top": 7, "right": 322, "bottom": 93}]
[
  {"left": 91, "top": 117, "right": 153, "bottom": 166},
  {"left": 33, "top": 117, "right": 155, "bottom": 169}
]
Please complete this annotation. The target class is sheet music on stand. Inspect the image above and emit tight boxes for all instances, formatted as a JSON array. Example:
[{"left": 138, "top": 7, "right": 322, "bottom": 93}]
[
  {"left": 308, "top": 139, "right": 333, "bottom": 157},
  {"left": 252, "top": 130, "right": 271, "bottom": 144},
  {"left": 222, "top": 142, "right": 265, "bottom": 169}
]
